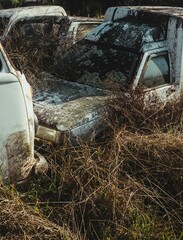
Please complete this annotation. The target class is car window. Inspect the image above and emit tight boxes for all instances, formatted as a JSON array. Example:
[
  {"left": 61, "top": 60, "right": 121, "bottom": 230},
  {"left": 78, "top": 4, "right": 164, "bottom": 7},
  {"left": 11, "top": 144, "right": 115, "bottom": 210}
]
[
  {"left": 55, "top": 40, "right": 140, "bottom": 89},
  {"left": 76, "top": 23, "right": 100, "bottom": 41},
  {"left": 140, "top": 53, "right": 170, "bottom": 88},
  {"left": 10, "top": 17, "right": 61, "bottom": 41}
]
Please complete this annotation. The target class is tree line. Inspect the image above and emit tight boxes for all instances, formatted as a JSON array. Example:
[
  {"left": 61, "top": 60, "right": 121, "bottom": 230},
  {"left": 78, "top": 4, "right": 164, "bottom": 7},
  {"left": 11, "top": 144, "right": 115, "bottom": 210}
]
[{"left": 1, "top": 0, "right": 183, "bottom": 16}]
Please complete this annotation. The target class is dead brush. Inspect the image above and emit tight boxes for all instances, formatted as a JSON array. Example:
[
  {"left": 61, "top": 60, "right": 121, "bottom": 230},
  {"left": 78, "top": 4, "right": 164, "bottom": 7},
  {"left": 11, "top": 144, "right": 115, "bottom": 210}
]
[
  {"left": 0, "top": 183, "right": 80, "bottom": 240},
  {"left": 25, "top": 86, "right": 183, "bottom": 239},
  {"left": 22, "top": 129, "right": 183, "bottom": 240},
  {"left": 107, "top": 83, "right": 183, "bottom": 135},
  {"left": 13, "top": 82, "right": 183, "bottom": 239}
]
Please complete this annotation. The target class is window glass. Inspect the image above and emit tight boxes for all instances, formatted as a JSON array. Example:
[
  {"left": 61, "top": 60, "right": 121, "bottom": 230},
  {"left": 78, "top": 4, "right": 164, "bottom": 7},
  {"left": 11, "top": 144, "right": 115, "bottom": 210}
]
[
  {"left": 76, "top": 23, "right": 99, "bottom": 41},
  {"left": 55, "top": 40, "right": 140, "bottom": 89},
  {"left": 140, "top": 53, "right": 170, "bottom": 88},
  {"left": 10, "top": 17, "right": 61, "bottom": 40}
]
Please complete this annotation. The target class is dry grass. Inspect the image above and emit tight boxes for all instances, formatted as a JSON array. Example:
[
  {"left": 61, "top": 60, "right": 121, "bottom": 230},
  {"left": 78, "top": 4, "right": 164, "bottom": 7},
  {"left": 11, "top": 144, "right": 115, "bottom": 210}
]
[
  {"left": 28, "top": 94, "right": 183, "bottom": 239},
  {"left": 0, "top": 184, "right": 81, "bottom": 240},
  {"left": 26, "top": 127, "right": 183, "bottom": 239},
  {"left": 0, "top": 93, "right": 183, "bottom": 239},
  {"left": 30, "top": 91, "right": 183, "bottom": 239}
]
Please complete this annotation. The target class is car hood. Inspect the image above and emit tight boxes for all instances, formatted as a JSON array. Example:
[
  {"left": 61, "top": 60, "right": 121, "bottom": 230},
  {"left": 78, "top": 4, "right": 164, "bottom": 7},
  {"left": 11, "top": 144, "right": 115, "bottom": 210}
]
[{"left": 33, "top": 73, "right": 110, "bottom": 136}]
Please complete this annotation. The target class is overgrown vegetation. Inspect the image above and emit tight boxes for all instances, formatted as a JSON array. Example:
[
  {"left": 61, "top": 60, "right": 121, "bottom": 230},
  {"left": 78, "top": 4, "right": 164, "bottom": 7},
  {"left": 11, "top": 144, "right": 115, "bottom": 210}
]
[
  {"left": 1, "top": 95, "right": 183, "bottom": 239},
  {"left": 1, "top": 18, "right": 183, "bottom": 240}
]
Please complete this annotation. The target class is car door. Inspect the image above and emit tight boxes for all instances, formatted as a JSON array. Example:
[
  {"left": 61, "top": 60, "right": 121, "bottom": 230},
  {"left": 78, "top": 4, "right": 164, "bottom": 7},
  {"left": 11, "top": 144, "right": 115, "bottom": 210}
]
[
  {"left": 135, "top": 50, "right": 176, "bottom": 104},
  {"left": 0, "top": 46, "right": 35, "bottom": 183}
]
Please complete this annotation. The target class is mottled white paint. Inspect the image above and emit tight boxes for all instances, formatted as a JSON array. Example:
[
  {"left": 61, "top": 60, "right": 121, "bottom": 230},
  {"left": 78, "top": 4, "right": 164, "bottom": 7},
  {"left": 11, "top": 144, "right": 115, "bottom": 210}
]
[{"left": 0, "top": 43, "right": 35, "bottom": 182}]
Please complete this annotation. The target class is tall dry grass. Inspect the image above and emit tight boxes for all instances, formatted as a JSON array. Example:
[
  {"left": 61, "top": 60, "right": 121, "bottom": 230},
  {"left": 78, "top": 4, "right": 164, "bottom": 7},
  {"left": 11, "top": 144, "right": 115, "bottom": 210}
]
[{"left": 22, "top": 93, "right": 183, "bottom": 239}]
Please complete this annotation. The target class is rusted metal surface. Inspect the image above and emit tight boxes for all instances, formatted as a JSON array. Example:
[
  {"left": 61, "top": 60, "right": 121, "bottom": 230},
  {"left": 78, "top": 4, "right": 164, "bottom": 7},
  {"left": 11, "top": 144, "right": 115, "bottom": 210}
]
[{"left": 5, "top": 131, "right": 35, "bottom": 183}]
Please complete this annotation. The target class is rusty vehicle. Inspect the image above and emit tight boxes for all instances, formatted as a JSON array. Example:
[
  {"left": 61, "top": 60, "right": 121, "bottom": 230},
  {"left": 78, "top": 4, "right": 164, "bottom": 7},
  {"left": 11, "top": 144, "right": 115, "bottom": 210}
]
[
  {"left": 34, "top": 6, "right": 183, "bottom": 145},
  {"left": 0, "top": 6, "right": 101, "bottom": 50},
  {"left": 0, "top": 6, "right": 101, "bottom": 72},
  {"left": 0, "top": 5, "right": 68, "bottom": 66},
  {"left": 0, "top": 6, "right": 102, "bottom": 146},
  {"left": 0, "top": 42, "right": 47, "bottom": 183},
  {"left": 0, "top": 5, "right": 67, "bottom": 39}
]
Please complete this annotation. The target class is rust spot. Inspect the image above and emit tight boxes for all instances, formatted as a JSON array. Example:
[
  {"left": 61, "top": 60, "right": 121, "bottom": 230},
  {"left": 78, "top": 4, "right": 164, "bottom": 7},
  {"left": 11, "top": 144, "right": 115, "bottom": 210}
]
[{"left": 5, "top": 131, "right": 34, "bottom": 183}]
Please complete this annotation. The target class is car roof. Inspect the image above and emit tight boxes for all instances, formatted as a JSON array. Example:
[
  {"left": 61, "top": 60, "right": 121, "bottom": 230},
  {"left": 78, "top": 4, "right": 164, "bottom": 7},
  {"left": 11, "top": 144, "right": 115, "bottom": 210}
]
[
  {"left": 0, "top": 5, "right": 67, "bottom": 20},
  {"left": 104, "top": 6, "right": 183, "bottom": 22}
]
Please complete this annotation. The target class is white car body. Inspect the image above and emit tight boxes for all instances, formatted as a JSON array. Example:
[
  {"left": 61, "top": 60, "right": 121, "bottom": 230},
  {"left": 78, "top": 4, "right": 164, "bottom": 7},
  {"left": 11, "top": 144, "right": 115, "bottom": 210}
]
[
  {"left": 0, "top": 5, "right": 67, "bottom": 40},
  {"left": 0, "top": 42, "right": 36, "bottom": 183}
]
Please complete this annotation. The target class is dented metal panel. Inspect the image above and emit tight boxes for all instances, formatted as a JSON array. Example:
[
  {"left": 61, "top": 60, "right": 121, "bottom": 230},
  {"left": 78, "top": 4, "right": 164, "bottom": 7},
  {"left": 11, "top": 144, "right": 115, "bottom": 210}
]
[{"left": 0, "top": 72, "right": 34, "bottom": 182}]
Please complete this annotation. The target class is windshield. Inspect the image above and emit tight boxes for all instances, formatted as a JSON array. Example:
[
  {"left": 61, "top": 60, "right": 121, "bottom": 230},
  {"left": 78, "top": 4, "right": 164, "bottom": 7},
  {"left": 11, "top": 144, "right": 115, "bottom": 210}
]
[
  {"left": 8, "top": 16, "right": 66, "bottom": 41},
  {"left": 55, "top": 18, "right": 165, "bottom": 89},
  {"left": 56, "top": 40, "right": 139, "bottom": 90}
]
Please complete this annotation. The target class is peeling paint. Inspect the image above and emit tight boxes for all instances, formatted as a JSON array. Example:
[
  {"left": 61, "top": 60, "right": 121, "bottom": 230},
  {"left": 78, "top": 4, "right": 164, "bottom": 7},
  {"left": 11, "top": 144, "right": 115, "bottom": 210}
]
[{"left": 34, "top": 73, "right": 109, "bottom": 132}]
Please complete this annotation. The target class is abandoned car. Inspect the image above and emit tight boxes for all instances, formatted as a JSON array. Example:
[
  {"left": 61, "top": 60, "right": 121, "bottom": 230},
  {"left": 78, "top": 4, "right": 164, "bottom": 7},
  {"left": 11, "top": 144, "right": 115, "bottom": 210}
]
[
  {"left": 34, "top": 6, "right": 183, "bottom": 144},
  {"left": 0, "top": 42, "right": 47, "bottom": 183},
  {"left": 0, "top": 5, "right": 68, "bottom": 66},
  {"left": 0, "top": 5, "right": 67, "bottom": 39},
  {"left": 0, "top": 6, "right": 101, "bottom": 51}
]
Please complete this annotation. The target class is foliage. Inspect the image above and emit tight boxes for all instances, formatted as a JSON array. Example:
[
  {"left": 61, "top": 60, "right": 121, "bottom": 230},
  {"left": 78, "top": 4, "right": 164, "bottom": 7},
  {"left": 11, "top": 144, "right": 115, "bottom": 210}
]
[
  {"left": 1, "top": 0, "right": 183, "bottom": 16},
  {"left": 0, "top": 0, "right": 23, "bottom": 8}
]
